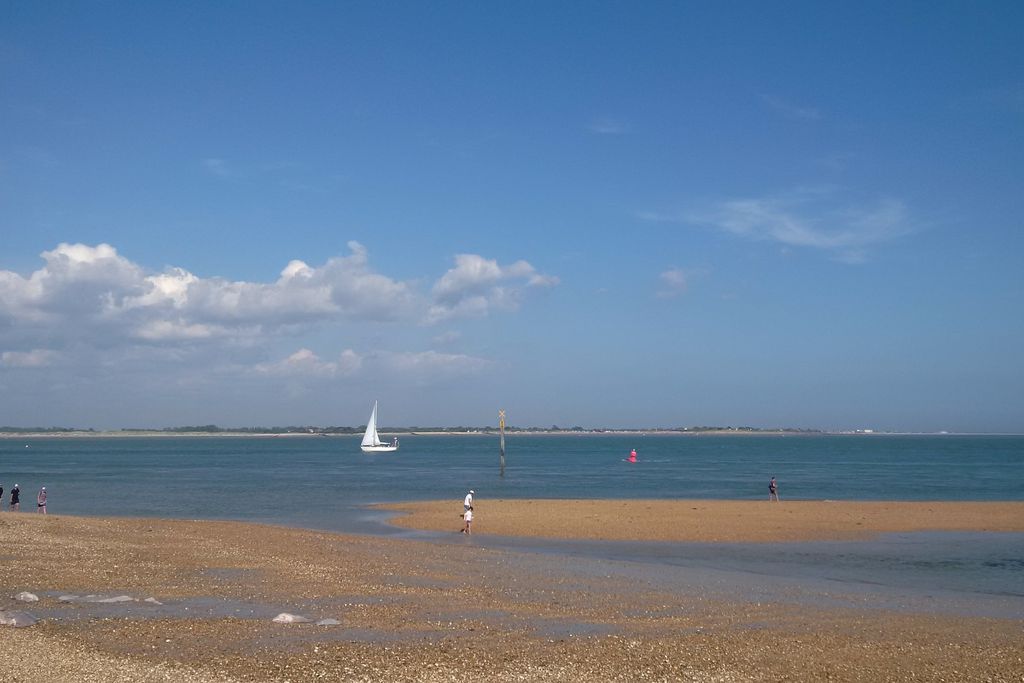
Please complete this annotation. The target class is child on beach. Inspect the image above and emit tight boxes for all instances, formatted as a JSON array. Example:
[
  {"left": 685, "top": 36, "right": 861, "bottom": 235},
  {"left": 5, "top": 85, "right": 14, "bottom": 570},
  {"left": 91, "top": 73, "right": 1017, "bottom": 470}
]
[{"left": 461, "top": 506, "right": 473, "bottom": 534}]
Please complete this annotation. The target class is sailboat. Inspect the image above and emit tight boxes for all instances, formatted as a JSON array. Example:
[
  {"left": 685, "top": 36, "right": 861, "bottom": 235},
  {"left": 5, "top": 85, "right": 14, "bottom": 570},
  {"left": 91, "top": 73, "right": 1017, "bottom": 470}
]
[{"left": 360, "top": 400, "right": 399, "bottom": 453}]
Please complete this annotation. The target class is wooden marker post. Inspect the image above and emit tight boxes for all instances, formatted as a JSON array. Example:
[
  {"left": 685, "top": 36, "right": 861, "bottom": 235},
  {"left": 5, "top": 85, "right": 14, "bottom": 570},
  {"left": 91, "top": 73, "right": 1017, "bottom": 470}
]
[{"left": 499, "top": 409, "right": 506, "bottom": 477}]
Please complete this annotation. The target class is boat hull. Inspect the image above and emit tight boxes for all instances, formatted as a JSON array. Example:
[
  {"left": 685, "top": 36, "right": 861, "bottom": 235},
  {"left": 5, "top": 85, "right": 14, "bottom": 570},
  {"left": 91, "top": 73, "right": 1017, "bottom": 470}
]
[{"left": 361, "top": 445, "right": 399, "bottom": 453}]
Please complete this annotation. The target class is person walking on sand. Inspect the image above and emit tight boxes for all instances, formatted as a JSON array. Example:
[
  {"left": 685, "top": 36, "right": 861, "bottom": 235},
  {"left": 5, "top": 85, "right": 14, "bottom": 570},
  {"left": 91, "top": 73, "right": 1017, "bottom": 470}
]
[
  {"left": 768, "top": 476, "right": 779, "bottom": 502},
  {"left": 461, "top": 505, "right": 473, "bottom": 534},
  {"left": 37, "top": 487, "right": 46, "bottom": 514},
  {"left": 10, "top": 484, "right": 20, "bottom": 511}
]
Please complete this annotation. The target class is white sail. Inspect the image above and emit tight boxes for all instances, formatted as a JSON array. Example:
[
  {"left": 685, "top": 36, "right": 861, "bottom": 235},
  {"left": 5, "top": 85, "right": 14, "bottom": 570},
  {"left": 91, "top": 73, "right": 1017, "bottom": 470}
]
[
  {"left": 360, "top": 400, "right": 398, "bottom": 452},
  {"left": 361, "top": 401, "right": 381, "bottom": 447}
]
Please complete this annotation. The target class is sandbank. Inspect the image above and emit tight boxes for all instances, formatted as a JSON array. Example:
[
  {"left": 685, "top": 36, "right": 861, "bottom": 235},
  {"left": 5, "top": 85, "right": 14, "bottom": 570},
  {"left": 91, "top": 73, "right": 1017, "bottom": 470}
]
[
  {"left": 380, "top": 499, "right": 1024, "bottom": 542},
  {"left": 0, "top": 513, "right": 1021, "bottom": 682}
]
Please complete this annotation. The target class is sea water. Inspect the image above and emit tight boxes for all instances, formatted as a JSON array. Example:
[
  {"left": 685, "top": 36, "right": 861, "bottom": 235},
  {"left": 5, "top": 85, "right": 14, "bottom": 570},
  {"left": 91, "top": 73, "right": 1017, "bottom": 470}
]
[
  {"left": 2, "top": 434, "right": 1021, "bottom": 525},
  {"left": 2, "top": 434, "right": 1022, "bottom": 617}
]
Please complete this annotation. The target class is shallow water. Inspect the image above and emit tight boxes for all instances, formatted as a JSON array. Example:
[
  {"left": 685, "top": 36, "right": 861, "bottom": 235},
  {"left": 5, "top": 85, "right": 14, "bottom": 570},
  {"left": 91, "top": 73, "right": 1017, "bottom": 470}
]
[
  {"left": 446, "top": 530, "right": 1024, "bottom": 620},
  {"left": 2, "top": 434, "right": 1022, "bottom": 622}
]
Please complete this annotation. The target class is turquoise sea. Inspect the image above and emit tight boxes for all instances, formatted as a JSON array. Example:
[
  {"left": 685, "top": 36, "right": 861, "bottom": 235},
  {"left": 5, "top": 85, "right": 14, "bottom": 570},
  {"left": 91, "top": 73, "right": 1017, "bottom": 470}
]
[{"left": 2, "top": 434, "right": 1022, "bottom": 618}]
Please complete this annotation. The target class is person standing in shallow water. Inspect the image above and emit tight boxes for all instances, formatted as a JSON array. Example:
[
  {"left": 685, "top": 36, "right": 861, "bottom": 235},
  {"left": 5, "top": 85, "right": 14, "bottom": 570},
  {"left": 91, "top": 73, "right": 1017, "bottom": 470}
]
[
  {"left": 10, "top": 484, "right": 20, "bottom": 511},
  {"left": 0, "top": 483, "right": 4, "bottom": 511},
  {"left": 461, "top": 506, "right": 473, "bottom": 534},
  {"left": 768, "top": 476, "right": 779, "bottom": 502},
  {"left": 37, "top": 487, "right": 46, "bottom": 514}
]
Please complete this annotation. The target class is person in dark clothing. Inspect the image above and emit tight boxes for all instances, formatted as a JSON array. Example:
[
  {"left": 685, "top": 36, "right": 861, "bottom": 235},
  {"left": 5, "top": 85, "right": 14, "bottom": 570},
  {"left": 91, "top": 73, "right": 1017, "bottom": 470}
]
[{"left": 10, "top": 484, "right": 21, "bottom": 511}]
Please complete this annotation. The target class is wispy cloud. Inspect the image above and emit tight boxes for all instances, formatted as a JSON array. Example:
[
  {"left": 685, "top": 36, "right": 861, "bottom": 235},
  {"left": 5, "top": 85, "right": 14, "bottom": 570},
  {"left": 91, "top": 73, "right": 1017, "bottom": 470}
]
[
  {"left": 253, "top": 348, "right": 363, "bottom": 378},
  {"left": 433, "top": 330, "right": 462, "bottom": 345},
  {"left": 587, "top": 118, "right": 629, "bottom": 135},
  {"left": 1, "top": 349, "right": 59, "bottom": 368},
  {"left": 201, "top": 157, "right": 232, "bottom": 177},
  {"left": 201, "top": 158, "right": 331, "bottom": 191},
  {"left": 760, "top": 94, "right": 821, "bottom": 121},
  {"left": 979, "top": 83, "right": 1024, "bottom": 113},
  {"left": 643, "top": 189, "right": 913, "bottom": 263},
  {"left": 656, "top": 268, "right": 688, "bottom": 298},
  {"left": 252, "top": 347, "right": 487, "bottom": 382}
]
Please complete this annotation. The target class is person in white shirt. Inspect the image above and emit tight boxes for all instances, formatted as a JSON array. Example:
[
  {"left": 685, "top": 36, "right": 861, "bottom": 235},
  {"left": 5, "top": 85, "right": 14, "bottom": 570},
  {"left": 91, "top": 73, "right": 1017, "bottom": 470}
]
[
  {"left": 464, "top": 489, "right": 474, "bottom": 511},
  {"left": 461, "top": 506, "right": 473, "bottom": 534}
]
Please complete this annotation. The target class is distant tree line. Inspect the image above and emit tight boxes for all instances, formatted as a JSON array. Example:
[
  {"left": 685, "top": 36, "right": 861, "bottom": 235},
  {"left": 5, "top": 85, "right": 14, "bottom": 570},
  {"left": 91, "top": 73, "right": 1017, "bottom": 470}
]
[
  {"left": 3, "top": 424, "right": 822, "bottom": 434},
  {"left": 0, "top": 426, "right": 96, "bottom": 433}
]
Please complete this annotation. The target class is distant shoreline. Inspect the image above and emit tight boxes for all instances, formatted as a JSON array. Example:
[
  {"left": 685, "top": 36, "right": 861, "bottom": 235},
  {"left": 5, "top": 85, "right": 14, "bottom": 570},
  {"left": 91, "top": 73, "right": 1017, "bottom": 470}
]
[{"left": 2, "top": 429, "right": 1018, "bottom": 439}]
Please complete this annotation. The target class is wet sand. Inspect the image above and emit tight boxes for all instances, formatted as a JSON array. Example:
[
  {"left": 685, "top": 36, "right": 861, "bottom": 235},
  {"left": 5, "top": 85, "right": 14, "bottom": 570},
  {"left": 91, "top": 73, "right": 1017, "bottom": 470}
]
[
  {"left": 1, "top": 512, "right": 1022, "bottom": 682},
  {"left": 380, "top": 499, "right": 1024, "bottom": 542}
]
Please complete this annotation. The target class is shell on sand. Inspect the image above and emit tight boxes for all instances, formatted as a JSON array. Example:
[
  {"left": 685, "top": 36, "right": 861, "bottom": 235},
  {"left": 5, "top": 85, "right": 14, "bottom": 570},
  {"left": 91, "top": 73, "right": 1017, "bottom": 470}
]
[{"left": 272, "top": 613, "right": 311, "bottom": 624}]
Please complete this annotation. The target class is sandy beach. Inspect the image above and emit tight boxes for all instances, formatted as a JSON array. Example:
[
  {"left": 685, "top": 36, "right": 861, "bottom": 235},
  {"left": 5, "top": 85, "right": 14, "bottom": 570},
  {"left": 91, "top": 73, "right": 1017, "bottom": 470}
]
[
  {"left": 380, "top": 499, "right": 1024, "bottom": 542},
  {"left": 1, "top": 509, "right": 1022, "bottom": 682}
]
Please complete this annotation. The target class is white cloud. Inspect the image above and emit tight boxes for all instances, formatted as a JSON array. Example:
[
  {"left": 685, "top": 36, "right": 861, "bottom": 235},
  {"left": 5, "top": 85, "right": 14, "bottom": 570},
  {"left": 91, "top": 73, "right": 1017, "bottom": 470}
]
[
  {"left": 657, "top": 269, "right": 688, "bottom": 298},
  {"left": 647, "top": 190, "right": 912, "bottom": 262},
  {"left": 0, "top": 241, "right": 419, "bottom": 346},
  {"left": 428, "top": 254, "right": 558, "bottom": 323},
  {"left": 0, "top": 243, "right": 552, "bottom": 398},
  {"left": 1, "top": 349, "right": 59, "bottom": 367}
]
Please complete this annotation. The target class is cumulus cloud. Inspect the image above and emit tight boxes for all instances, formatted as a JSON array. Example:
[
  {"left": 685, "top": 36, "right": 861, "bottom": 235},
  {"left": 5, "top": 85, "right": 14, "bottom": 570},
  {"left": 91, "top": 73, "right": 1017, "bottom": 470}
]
[
  {"left": 0, "top": 242, "right": 550, "bottom": 396},
  {"left": 427, "top": 254, "right": 558, "bottom": 323},
  {"left": 646, "top": 189, "right": 913, "bottom": 263},
  {"left": 0, "top": 241, "right": 419, "bottom": 348}
]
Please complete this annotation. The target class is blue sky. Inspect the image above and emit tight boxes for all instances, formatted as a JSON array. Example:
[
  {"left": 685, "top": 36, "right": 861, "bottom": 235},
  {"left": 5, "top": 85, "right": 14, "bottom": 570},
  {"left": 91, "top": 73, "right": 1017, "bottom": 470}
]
[{"left": 2, "top": 2, "right": 1022, "bottom": 431}]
